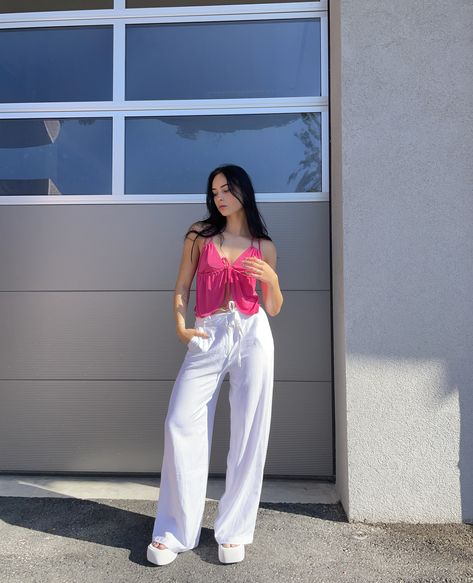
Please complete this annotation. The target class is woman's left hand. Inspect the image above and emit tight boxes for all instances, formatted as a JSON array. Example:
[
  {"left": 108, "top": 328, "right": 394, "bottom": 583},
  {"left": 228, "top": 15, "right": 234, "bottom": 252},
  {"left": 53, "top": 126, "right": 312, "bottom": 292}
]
[{"left": 242, "top": 257, "right": 278, "bottom": 286}]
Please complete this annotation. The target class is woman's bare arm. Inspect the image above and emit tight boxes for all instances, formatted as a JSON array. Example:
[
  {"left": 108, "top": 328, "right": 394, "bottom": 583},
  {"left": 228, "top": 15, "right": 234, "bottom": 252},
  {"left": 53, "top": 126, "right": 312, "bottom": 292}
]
[
  {"left": 173, "top": 223, "right": 208, "bottom": 343},
  {"left": 241, "top": 239, "right": 283, "bottom": 317}
]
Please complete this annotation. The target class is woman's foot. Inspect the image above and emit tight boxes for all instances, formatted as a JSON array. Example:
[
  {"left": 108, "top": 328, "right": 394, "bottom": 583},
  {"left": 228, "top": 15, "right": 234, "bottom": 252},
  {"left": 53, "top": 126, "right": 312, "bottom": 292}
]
[
  {"left": 218, "top": 542, "right": 245, "bottom": 564},
  {"left": 147, "top": 541, "right": 178, "bottom": 566},
  {"left": 153, "top": 542, "right": 238, "bottom": 549}
]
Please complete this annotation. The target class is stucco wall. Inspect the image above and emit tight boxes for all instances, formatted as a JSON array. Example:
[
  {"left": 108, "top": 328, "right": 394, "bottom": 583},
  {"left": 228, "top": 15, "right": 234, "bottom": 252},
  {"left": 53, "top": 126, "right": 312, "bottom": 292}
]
[{"left": 330, "top": 0, "right": 473, "bottom": 521}]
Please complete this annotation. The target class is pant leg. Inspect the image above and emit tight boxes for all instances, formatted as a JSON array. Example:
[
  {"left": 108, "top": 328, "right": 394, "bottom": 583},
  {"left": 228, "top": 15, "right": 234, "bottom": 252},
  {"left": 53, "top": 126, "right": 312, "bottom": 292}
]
[
  {"left": 214, "top": 308, "right": 274, "bottom": 545},
  {"left": 151, "top": 334, "right": 227, "bottom": 553}
]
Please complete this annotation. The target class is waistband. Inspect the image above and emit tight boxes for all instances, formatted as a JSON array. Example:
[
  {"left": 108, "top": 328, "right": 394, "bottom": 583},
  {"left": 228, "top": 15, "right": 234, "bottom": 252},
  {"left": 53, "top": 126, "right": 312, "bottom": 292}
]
[
  {"left": 195, "top": 300, "right": 258, "bottom": 325},
  {"left": 195, "top": 300, "right": 251, "bottom": 366}
]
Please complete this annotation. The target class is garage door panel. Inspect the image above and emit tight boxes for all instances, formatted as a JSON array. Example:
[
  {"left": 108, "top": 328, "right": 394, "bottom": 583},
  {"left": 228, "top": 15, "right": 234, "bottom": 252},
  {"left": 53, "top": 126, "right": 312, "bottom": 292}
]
[
  {"left": 0, "top": 379, "right": 332, "bottom": 477},
  {"left": 0, "top": 203, "right": 329, "bottom": 291},
  {"left": 0, "top": 290, "right": 330, "bottom": 382}
]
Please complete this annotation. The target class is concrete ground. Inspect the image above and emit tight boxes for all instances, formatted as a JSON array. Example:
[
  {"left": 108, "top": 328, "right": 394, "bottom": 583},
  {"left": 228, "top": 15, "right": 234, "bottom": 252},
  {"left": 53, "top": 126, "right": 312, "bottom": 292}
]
[{"left": 0, "top": 475, "right": 472, "bottom": 583}]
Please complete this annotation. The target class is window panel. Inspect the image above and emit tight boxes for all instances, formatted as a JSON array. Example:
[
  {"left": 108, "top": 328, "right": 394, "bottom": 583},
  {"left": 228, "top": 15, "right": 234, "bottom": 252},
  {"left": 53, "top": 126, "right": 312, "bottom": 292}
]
[
  {"left": 126, "top": 19, "right": 321, "bottom": 100},
  {"left": 125, "top": 113, "right": 322, "bottom": 194},
  {"left": 0, "top": 3, "right": 328, "bottom": 203},
  {"left": 127, "top": 0, "right": 316, "bottom": 6},
  {"left": 0, "top": 1, "right": 112, "bottom": 12},
  {"left": 0, "top": 118, "right": 112, "bottom": 196},
  {"left": 0, "top": 26, "right": 113, "bottom": 103}
]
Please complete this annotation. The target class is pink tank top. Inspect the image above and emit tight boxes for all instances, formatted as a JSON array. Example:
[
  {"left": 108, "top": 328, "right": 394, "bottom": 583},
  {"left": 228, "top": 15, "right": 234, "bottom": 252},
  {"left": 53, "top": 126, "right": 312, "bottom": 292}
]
[{"left": 194, "top": 236, "right": 262, "bottom": 317}]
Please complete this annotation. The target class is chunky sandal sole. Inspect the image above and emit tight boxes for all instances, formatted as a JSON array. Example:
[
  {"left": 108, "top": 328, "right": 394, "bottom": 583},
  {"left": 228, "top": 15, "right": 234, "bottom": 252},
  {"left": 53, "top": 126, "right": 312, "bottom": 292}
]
[
  {"left": 218, "top": 543, "right": 245, "bottom": 564},
  {"left": 147, "top": 543, "right": 178, "bottom": 566}
]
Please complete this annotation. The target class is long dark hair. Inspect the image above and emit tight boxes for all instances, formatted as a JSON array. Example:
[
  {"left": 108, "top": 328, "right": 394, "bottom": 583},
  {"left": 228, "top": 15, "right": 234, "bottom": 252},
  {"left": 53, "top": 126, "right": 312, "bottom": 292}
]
[{"left": 186, "top": 164, "right": 272, "bottom": 262}]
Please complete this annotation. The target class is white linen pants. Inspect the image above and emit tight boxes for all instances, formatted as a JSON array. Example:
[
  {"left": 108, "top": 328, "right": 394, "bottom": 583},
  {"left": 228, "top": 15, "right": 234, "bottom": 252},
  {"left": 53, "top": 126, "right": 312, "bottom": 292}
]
[{"left": 151, "top": 300, "right": 274, "bottom": 553}]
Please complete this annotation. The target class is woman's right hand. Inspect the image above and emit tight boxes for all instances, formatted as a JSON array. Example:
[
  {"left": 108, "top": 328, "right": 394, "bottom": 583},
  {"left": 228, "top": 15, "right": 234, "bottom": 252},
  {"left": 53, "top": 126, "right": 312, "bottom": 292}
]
[{"left": 177, "top": 327, "right": 210, "bottom": 346}]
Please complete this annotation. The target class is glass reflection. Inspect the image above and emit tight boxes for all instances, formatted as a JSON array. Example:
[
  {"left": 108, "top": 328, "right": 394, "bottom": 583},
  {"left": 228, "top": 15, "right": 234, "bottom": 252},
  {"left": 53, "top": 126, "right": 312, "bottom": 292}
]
[
  {"left": 0, "top": 26, "right": 113, "bottom": 103},
  {"left": 128, "top": 0, "right": 316, "bottom": 6},
  {"left": 125, "top": 113, "right": 321, "bottom": 194},
  {"left": 0, "top": 118, "right": 112, "bottom": 195},
  {"left": 0, "top": 1, "right": 112, "bottom": 12},
  {"left": 126, "top": 19, "right": 320, "bottom": 100}
]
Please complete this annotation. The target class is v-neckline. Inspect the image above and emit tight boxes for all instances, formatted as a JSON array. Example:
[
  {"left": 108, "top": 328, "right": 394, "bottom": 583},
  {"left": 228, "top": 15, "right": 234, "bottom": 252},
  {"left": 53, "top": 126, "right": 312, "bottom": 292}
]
[{"left": 208, "top": 238, "right": 257, "bottom": 268}]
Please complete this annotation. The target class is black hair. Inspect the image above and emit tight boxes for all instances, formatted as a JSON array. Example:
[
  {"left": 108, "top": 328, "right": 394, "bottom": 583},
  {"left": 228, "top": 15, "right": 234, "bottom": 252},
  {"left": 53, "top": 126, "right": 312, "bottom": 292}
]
[{"left": 185, "top": 164, "right": 272, "bottom": 262}]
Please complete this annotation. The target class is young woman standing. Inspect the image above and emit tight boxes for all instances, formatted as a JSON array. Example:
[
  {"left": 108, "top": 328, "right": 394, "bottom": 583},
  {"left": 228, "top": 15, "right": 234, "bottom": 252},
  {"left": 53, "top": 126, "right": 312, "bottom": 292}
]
[{"left": 147, "top": 164, "right": 283, "bottom": 566}]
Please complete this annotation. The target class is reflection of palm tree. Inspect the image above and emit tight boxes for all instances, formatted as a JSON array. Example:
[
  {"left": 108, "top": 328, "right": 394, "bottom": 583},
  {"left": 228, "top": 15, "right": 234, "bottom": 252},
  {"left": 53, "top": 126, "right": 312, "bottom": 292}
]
[{"left": 288, "top": 112, "right": 322, "bottom": 192}]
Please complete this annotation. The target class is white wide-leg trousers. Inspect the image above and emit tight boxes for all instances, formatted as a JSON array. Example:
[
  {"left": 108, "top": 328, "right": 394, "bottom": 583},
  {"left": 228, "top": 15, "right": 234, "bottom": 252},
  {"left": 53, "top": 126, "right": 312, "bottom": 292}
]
[{"left": 151, "top": 300, "right": 274, "bottom": 553}]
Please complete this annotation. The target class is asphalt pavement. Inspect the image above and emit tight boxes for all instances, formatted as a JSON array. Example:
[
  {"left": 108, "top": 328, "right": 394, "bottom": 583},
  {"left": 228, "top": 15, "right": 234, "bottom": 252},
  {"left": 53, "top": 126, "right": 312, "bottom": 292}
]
[{"left": 0, "top": 477, "right": 472, "bottom": 583}]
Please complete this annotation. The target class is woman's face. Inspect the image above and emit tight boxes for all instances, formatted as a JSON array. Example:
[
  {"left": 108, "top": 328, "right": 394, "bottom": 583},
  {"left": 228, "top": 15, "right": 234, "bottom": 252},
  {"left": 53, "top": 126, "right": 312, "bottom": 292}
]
[{"left": 211, "top": 172, "right": 243, "bottom": 216}]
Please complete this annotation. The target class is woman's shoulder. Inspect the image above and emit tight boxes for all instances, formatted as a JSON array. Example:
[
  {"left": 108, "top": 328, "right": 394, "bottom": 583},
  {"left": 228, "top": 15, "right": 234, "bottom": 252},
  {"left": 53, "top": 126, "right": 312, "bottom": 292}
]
[
  {"left": 186, "top": 221, "right": 206, "bottom": 239},
  {"left": 186, "top": 221, "right": 209, "bottom": 253},
  {"left": 259, "top": 237, "right": 277, "bottom": 263},
  {"left": 259, "top": 237, "right": 276, "bottom": 252}
]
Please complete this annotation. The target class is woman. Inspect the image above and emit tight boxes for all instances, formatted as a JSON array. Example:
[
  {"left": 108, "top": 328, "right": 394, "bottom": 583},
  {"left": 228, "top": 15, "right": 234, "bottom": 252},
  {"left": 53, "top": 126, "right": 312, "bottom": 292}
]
[{"left": 147, "top": 164, "right": 284, "bottom": 566}]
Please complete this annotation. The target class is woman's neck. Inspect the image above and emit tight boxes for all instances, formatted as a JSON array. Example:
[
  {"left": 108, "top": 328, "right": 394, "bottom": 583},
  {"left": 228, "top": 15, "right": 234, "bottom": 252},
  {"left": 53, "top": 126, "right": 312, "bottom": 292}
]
[{"left": 223, "top": 212, "right": 251, "bottom": 239}]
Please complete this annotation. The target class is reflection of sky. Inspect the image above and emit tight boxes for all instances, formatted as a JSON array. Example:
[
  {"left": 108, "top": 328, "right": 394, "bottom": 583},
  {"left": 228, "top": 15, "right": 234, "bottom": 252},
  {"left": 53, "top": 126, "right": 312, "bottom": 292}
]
[
  {"left": 0, "top": 26, "right": 113, "bottom": 103},
  {"left": 125, "top": 114, "right": 321, "bottom": 194},
  {"left": 0, "top": 0, "right": 112, "bottom": 11},
  {"left": 126, "top": 19, "right": 320, "bottom": 100},
  {"left": 0, "top": 119, "right": 112, "bottom": 194}
]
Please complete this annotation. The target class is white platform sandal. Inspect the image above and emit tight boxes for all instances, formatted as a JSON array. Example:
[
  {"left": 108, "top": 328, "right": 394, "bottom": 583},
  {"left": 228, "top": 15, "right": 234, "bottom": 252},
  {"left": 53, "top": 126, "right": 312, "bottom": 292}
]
[
  {"left": 147, "top": 542, "right": 178, "bottom": 566},
  {"left": 218, "top": 543, "right": 245, "bottom": 564}
]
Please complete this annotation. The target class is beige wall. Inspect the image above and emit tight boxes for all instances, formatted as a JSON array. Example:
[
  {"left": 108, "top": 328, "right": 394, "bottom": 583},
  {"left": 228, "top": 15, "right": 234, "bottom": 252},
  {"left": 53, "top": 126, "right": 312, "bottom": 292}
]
[{"left": 330, "top": 0, "right": 473, "bottom": 522}]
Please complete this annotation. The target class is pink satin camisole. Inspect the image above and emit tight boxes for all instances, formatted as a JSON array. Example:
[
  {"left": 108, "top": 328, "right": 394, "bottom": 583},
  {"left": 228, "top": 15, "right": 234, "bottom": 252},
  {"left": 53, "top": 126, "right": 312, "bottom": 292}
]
[{"left": 194, "top": 236, "right": 262, "bottom": 317}]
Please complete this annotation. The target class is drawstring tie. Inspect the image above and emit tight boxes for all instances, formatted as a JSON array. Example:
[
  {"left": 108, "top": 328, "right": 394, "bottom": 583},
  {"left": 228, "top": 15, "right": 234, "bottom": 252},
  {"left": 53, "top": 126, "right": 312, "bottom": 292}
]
[{"left": 225, "top": 300, "right": 243, "bottom": 366}]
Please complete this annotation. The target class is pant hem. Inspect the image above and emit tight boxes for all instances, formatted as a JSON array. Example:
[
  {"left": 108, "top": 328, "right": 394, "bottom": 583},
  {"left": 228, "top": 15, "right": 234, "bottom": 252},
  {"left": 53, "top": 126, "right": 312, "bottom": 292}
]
[
  {"left": 215, "top": 539, "right": 254, "bottom": 546},
  {"left": 151, "top": 538, "right": 196, "bottom": 554}
]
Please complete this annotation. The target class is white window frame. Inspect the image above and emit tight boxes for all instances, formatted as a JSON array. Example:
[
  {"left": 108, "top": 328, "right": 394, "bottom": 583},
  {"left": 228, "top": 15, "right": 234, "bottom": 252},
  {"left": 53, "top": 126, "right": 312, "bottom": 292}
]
[{"left": 0, "top": 1, "right": 328, "bottom": 205}]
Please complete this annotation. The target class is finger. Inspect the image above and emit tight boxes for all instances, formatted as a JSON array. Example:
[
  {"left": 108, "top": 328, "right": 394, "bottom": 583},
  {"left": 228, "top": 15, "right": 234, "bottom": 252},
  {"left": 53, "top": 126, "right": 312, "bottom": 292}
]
[
  {"left": 246, "top": 271, "right": 260, "bottom": 278},
  {"left": 244, "top": 260, "right": 261, "bottom": 268}
]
